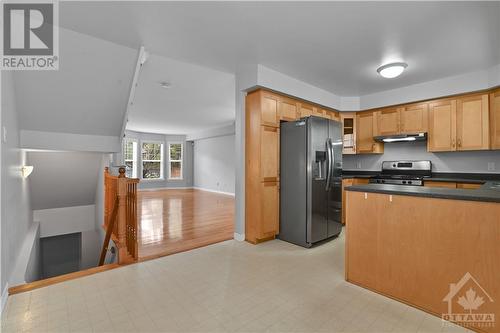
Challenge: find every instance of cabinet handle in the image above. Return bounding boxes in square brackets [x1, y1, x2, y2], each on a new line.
[458, 139, 462, 148]
[452, 139, 456, 148]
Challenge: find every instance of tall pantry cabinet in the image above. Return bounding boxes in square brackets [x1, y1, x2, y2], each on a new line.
[245, 90, 280, 243]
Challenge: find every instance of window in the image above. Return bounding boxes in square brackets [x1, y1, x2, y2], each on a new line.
[123, 139, 137, 178]
[168, 142, 183, 180]
[141, 142, 163, 179]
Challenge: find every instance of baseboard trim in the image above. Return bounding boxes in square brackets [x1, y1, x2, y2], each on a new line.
[193, 187, 235, 196]
[1, 283, 9, 314]
[138, 186, 194, 192]
[233, 232, 245, 241]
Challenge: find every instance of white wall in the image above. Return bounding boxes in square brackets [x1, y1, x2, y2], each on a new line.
[1, 71, 34, 300]
[34, 205, 96, 238]
[343, 141, 500, 173]
[194, 134, 235, 194]
[124, 130, 194, 189]
[27, 151, 104, 210]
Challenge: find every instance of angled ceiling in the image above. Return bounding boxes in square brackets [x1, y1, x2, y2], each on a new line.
[13, 27, 137, 136]
[127, 54, 235, 135]
[60, 1, 500, 97]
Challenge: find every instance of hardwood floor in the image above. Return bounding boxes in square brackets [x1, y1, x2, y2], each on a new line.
[137, 188, 234, 260]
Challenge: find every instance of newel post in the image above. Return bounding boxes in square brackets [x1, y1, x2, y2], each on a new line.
[116, 167, 128, 262]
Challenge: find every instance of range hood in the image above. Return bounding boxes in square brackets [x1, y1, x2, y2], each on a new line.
[374, 132, 427, 143]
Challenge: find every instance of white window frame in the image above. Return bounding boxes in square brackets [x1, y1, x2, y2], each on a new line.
[168, 142, 183, 180]
[122, 138, 138, 178]
[141, 140, 164, 181]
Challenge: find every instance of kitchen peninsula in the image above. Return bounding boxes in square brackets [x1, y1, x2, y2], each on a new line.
[345, 179, 500, 332]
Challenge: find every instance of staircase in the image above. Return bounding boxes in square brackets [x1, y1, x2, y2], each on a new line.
[99, 167, 140, 265]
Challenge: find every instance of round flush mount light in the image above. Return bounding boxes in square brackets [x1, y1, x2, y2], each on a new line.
[159, 81, 172, 89]
[377, 62, 408, 79]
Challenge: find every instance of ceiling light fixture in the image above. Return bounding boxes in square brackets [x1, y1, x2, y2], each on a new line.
[159, 81, 172, 89]
[377, 62, 408, 79]
[21, 165, 34, 178]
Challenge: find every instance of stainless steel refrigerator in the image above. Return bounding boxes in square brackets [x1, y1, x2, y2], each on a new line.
[279, 116, 343, 248]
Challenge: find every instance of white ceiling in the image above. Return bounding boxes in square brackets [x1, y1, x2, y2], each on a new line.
[60, 1, 500, 97]
[127, 54, 235, 135]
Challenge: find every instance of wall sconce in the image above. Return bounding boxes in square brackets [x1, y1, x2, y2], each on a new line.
[21, 166, 34, 178]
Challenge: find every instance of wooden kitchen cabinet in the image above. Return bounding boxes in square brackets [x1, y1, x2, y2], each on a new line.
[246, 90, 280, 243]
[428, 94, 489, 152]
[298, 102, 315, 118]
[341, 112, 357, 154]
[279, 97, 299, 121]
[400, 102, 428, 134]
[259, 91, 280, 127]
[356, 112, 383, 154]
[490, 88, 500, 149]
[342, 178, 370, 224]
[456, 94, 489, 151]
[428, 99, 457, 152]
[375, 107, 401, 136]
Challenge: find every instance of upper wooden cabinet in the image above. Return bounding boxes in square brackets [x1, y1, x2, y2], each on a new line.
[400, 103, 428, 134]
[341, 112, 357, 154]
[428, 99, 457, 152]
[357, 112, 383, 154]
[298, 103, 315, 118]
[375, 107, 401, 136]
[428, 94, 489, 152]
[456, 94, 489, 151]
[257, 91, 280, 127]
[490, 88, 500, 149]
[279, 97, 299, 121]
[375, 103, 429, 136]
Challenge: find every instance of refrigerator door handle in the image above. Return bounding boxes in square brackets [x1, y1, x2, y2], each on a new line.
[325, 138, 333, 191]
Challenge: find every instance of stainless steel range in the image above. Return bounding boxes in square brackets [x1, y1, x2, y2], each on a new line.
[369, 160, 432, 186]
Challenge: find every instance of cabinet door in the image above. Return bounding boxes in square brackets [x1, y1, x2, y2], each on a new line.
[376, 108, 401, 136]
[456, 94, 489, 151]
[260, 181, 279, 237]
[298, 103, 314, 118]
[357, 112, 383, 153]
[491, 89, 500, 149]
[260, 126, 279, 182]
[400, 103, 428, 134]
[279, 97, 298, 121]
[428, 99, 457, 152]
[260, 92, 279, 127]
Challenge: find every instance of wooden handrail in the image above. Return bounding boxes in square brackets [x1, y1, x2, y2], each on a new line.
[102, 167, 140, 264]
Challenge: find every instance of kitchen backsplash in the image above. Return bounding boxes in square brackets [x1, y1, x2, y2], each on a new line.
[343, 141, 500, 173]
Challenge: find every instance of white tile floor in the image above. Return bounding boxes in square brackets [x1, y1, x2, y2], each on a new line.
[1, 230, 470, 333]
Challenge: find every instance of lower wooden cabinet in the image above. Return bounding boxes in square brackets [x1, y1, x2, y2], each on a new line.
[245, 181, 279, 243]
[342, 178, 370, 224]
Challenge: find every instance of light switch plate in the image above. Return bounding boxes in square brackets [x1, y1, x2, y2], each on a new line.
[2, 126, 6, 143]
[488, 162, 495, 171]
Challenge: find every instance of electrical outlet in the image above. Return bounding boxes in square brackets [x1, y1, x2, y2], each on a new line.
[2, 126, 6, 143]
[488, 162, 495, 171]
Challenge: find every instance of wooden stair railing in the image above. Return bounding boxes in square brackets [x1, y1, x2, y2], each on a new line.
[100, 167, 140, 265]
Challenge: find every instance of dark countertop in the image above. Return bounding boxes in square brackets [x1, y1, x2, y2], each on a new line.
[343, 171, 500, 183]
[345, 181, 500, 203]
